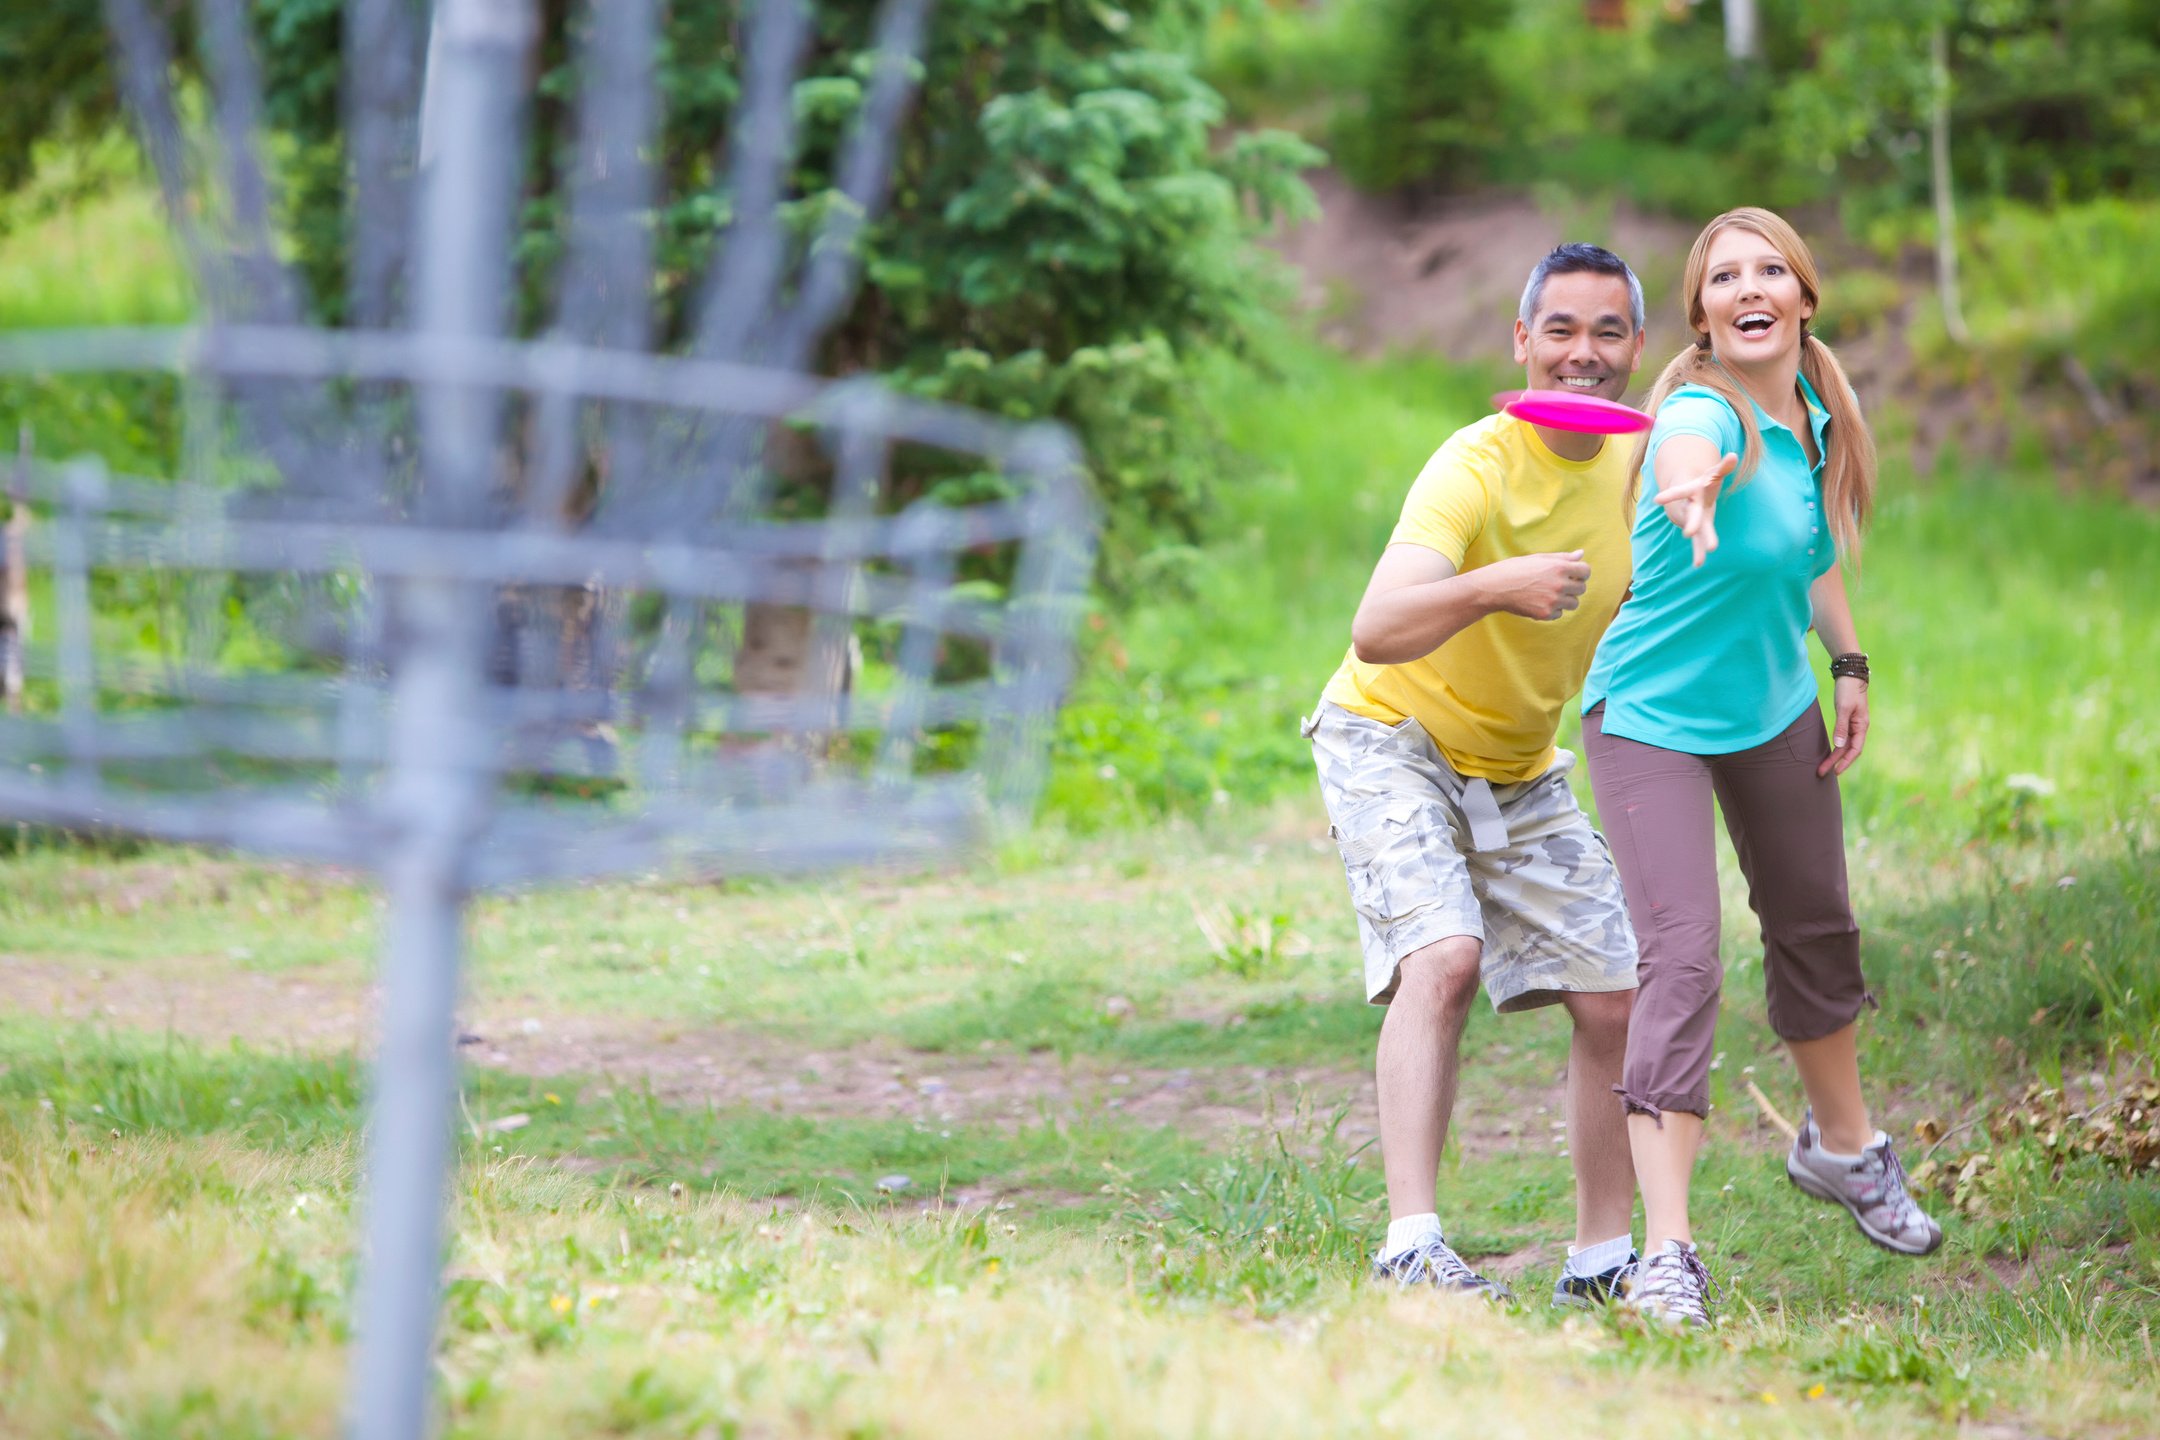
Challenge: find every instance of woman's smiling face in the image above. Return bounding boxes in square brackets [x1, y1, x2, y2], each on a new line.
[1698, 226, 1815, 364]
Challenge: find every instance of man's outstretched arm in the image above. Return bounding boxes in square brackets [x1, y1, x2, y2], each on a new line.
[1351, 543, 1593, 665]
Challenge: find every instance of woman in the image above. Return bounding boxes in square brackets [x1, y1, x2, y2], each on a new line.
[1580, 207, 1941, 1326]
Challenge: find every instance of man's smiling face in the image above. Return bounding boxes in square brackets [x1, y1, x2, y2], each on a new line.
[1512, 271, 1644, 403]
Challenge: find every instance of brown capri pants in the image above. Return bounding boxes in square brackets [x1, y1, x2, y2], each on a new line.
[1581, 702, 1870, 1120]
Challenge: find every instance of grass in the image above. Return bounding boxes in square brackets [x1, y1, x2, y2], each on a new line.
[3, 787, 2157, 1431]
[3, 1015, 2156, 1438]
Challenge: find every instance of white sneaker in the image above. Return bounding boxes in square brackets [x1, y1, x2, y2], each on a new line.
[1370, 1235, 1512, 1301]
[1785, 1108, 1945, 1256]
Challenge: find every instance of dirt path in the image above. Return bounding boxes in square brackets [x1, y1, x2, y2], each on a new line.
[1268, 173, 1702, 361]
[4, 955, 1575, 1165]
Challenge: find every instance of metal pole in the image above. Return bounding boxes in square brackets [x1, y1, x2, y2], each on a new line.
[348, 3, 530, 1438]
[347, 683, 481, 1440]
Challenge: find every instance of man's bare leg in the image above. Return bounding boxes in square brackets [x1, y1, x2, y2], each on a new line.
[1376, 935, 1483, 1218]
[1559, 988, 1636, 1247]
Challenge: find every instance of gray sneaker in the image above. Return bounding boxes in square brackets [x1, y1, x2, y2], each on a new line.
[1622, 1240, 1714, 1327]
[1370, 1235, 1512, 1301]
[1785, 1108, 1944, 1257]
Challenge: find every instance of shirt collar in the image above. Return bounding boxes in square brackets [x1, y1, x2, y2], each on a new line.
[1794, 371, 1832, 451]
[1718, 365, 1832, 459]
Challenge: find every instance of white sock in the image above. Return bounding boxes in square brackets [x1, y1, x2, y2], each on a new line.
[1381, 1212, 1444, 1258]
[1563, 1233, 1634, 1278]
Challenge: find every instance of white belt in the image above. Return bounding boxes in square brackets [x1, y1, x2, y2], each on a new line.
[1459, 777, 1510, 853]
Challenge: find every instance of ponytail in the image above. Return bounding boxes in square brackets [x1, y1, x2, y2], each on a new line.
[1798, 331, 1876, 561]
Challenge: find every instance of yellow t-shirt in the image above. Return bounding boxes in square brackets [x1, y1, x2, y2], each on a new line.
[1320, 415, 1635, 783]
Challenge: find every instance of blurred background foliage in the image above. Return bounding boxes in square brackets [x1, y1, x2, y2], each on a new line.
[0, 0, 1322, 592]
[1207, 0, 2160, 216]
[0, 0, 2155, 829]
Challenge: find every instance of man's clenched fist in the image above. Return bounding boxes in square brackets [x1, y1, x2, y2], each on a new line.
[1480, 550, 1592, 622]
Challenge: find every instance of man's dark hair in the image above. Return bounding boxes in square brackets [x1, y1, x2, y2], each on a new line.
[1518, 243, 1644, 334]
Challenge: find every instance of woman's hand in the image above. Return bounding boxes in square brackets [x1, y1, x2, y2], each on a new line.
[1652, 453, 1738, 568]
[1820, 674, 1868, 777]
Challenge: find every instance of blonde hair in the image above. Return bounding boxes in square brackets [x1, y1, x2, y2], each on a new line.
[1628, 207, 1876, 559]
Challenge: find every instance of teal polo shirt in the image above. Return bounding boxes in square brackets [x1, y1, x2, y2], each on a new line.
[1584, 375, 1837, 755]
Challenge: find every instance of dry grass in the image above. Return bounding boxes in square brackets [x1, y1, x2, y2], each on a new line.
[3, 1114, 2152, 1440]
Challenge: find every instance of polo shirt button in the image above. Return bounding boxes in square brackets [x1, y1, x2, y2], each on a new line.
[1810, 525, 1819, 534]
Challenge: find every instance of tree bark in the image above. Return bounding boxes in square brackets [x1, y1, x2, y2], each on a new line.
[1723, 0, 1760, 62]
[2, 427, 29, 713]
[1930, 24, 1971, 347]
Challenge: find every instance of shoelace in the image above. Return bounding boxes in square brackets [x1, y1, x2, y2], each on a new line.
[1385, 1238, 1486, 1289]
[1859, 1142, 1930, 1233]
[1630, 1248, 1715, 1324]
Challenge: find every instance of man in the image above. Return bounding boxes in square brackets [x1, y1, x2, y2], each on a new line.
[1304, 244, 1648, 1305]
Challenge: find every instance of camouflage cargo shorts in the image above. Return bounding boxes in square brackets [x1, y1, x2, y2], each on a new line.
[1304, 701, 1638, 1012]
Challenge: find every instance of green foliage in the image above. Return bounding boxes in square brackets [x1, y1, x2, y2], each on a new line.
[1214, 0, 2160, 220]
[1327, 0, 1514, 192]
[1513, 0, 1820, 215]
[1880, 197, 2160, 402]
[0, 2, 1320, 594]
[0, 3, 116, 203]
[1778, 0, 2160, 218]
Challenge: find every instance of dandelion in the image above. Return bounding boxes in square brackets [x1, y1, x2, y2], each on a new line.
[1805, 1384, 1826, 1401]
[549, 1294, 572, 1316]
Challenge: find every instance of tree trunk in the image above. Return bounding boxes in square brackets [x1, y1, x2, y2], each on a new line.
[1930, 24, 1971, 347]
[733, 422, 856, 725]
[2, 427, 29, 713]
[1723, 0, 1759, 62]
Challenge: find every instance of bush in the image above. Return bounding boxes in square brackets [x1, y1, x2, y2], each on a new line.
[1328, 0, 1514, 193]
[0, 3, 1323, 597]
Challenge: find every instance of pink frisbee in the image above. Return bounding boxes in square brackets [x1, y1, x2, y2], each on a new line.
[1491, 389, 1653, 435]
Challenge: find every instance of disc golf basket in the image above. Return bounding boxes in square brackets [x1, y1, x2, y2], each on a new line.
[0, 1, 1093, 1436]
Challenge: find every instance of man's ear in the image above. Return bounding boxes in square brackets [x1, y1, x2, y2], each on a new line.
[1512, 318, 1530, 366]
[1630, 328, 1646, 372]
